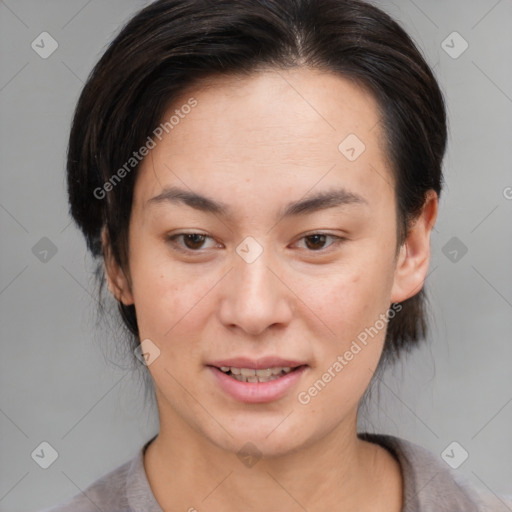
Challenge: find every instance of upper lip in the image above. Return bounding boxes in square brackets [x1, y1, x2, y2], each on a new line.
[208, 356, 307, 370]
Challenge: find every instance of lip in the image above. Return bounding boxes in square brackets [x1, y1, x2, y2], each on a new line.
[207, 356, 307, 370]
[207, 364, 308, 403]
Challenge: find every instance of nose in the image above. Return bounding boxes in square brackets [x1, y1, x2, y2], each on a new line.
[218, 245, 294, 336]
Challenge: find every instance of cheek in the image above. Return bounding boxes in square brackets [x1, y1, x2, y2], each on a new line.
[312, 258, 394, 334]
[306, 256, 394, 374]
[127, 242, 211, 339]
[134, 275, 209, 340]
[298, 269, 390, 413]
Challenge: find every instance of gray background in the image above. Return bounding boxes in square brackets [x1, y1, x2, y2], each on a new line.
[1, 1, 511, 511]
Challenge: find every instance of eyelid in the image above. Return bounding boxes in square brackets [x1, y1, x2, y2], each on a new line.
[167, 231, 346, 254]
[167, 232, 219, 253]
[292, 232, 346, 252]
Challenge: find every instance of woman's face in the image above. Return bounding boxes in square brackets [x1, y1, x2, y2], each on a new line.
[109, 68, 432, 456]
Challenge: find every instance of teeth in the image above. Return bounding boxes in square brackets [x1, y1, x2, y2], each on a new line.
[218, 365, 298, 383]
[273, 366, 291, 375]
[232, 373, 283, 383]
[255, 368, 272, 377]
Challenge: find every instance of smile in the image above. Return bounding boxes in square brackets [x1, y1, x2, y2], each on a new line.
[209, 364, 307, 403]
[219, 366, 294, 383]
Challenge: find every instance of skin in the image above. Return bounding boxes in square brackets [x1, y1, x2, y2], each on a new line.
[105, 68, 438, 512]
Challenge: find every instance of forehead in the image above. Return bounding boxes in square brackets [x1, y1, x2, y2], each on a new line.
[134, 68, 393, 213]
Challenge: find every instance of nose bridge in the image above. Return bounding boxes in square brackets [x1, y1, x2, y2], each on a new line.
[219, 238, 292, 334]
[236, 247, 274, 298]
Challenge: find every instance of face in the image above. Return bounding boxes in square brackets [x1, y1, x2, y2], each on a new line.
[107, 68, 436, 457]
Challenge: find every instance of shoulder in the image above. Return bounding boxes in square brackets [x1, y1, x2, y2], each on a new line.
[359, 433, 509, 512]
[39, 436, 161, 512]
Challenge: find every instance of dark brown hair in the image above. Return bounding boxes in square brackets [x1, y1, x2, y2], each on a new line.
[67, 0, 447, 370]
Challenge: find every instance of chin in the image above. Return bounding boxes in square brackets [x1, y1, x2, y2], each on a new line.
[201, 414, 323, 460]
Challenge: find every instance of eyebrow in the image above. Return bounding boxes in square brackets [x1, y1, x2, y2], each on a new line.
[147, 186, 368, 219]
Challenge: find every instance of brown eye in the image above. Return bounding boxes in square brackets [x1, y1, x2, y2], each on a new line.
[304, 234, 329, 251]
[182, 234, 206, 250]
[297, 233, 344, 252]
[168, 233, 217, 252]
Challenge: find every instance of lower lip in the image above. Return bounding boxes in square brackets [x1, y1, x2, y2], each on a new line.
[208, 366, 307, 403]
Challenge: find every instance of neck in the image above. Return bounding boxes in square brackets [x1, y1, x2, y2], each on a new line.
[143, 406, 402, 512]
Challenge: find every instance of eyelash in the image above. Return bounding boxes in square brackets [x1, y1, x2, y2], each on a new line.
[167, 232, 346, 254]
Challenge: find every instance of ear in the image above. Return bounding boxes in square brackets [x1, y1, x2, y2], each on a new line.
[101, 228, 134, 305]
[390, 190, 438, 303]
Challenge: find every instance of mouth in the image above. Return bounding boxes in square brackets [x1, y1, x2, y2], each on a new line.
[206, 360, 308, 403]
[215, 365, 305, 383]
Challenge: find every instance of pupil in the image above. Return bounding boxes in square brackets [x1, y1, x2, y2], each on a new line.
[305, 234, 326, 250]
[185, 234, 205, 249]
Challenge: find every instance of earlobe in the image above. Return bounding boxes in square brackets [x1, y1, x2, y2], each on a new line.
[101, 228, 135, 306]
[390, 190, 438, 304]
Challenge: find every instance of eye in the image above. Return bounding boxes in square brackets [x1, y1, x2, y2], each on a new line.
[167, 232, 345, 254]
[294, 233, 345, 251]
[168, 232, 219, 252]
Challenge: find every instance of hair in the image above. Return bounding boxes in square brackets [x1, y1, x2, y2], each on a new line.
[67, 0, 447, 386]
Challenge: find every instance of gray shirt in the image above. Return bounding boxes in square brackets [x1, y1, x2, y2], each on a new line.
[40, 433, 503, 511]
